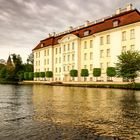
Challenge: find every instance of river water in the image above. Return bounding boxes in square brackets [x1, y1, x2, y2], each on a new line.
[0, 84, 140, 140]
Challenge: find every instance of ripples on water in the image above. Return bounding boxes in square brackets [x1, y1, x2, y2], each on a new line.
[0, 84, 140, 140]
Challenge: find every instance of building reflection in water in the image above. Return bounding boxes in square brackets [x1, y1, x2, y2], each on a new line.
[32, 85, 140, 139]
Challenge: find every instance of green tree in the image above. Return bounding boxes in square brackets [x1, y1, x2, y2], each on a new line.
[29, 72, 34, 80]
[46, 71, 53, 80]
[106, 67, 116, 81]
[18, 72, 24, 81]
[116, 50, 140, 82]
[93, 68, 101, 81]
[39, 72, 45, 80]
[34, 72, 39, 80]
[70, 69, 78, 81]
[24, 72, 29, 80]
[27, 53, 34, 65]
[0, 67, 7, 78]
[81, 69, 89, 81]
[11, 54, 24, 81]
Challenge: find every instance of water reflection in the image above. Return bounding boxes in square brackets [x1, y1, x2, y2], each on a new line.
[0, 84, 140, 139]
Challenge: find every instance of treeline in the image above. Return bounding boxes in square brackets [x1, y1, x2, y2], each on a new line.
[0, 53, 33, 82]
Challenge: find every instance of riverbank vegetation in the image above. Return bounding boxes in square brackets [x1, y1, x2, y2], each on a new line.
[0, 51, 140, 89]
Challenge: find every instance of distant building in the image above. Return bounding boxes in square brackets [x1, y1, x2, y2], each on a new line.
[32, 4, 140, 82]
[6, 55, 14, 70]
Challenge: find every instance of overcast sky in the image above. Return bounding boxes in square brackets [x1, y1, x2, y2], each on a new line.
[0, 0, 140, 62]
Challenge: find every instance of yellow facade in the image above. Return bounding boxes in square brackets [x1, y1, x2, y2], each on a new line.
[33, 4, 140, 82]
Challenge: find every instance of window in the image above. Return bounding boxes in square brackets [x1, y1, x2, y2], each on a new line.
[59, 47, 61, 53]
[55, 58, 57, 64]
[39, 52, 40, 57]
[130, 45, 135, 50]
[64, 45, 66, 51]
[44, 50, 46, 56]
[55, 68, 57, 73]
[72, 42, 75, 50]
[47, 59, 49, 64]
[63, 66, 65, 71]
[107, 62, 110, 67]
[122, 31, 126, 41]
[72, 65, 74, 69]
[63, 55, 66, 61]
[47, 68, 49, 71]
[68, 44, 70, 51]
[106, 49, 110, 57]
[67, 55, 70, 61]
[90, 64, 93, 71]
[106, 35, 110, 44]
[59, 57, 61, 63]
[59, 67, 61, 72]
[47, 50, 49, 55]
[84, 30, 90, 36]
[100, 50, 104, 58]
[56, 48, 57, 54]
[67, 66, 70, 71]
[84, 53, 87, 60]
[113, 20, 119, 27]
[90, 52, 93, 60]
[41, 43, 45, 47]
[90, 40, 93, 48]
[36, 52, 37, 58]
[100, 37, 104, 45]
[122, 46, 126, 52]
[84, 65, 87, 69]
[130, 29, 135, 39]
[84, 41, 87, 49]
[72, 54, 75, 61]
[44, 59, 46, 65]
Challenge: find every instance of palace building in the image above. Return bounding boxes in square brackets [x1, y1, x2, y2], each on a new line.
[33, 4, 140, 82]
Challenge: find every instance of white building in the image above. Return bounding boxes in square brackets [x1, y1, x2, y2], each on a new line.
[33, 4, 140, 82]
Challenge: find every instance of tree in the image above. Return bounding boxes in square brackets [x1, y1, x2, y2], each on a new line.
[39, 72, 45, 80]
[106, 67, 116, 81]
[93, 68, 101, 81]
[34, 72, 39, 80]
[46, 71, 53, 80]
[29, 72, 34, 80]
[18, 72, 24, 81]
[81, 69, 89, 81]
[0, 67, 7, 78]
[70, 69, 78, 81]
[116, 50, 140, 82]
[11, 54, 24, 81]
[24, 72, 29, 80]
[27, 53, 34, 65]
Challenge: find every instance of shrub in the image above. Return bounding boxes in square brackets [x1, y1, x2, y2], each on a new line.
[106, 67, 116, 81]
[24, 72, 29, 80]
[81, 69, 89, 81]
[70, 69, 78, 80]
[93, 68, 101, 81]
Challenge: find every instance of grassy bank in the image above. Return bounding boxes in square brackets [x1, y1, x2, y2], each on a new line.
[20, 81, 140, 90]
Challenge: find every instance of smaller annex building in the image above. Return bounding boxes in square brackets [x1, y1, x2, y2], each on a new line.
[33, 4, 140, 82]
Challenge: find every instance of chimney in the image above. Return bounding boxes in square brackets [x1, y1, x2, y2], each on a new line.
[116, 8, 121, 14]
[69, 26, 73, 30]
[85, 20, 90, 26]
[52, 32, 56, 36]
[126, 3, 133, 11]
[48, 33, 52, 37]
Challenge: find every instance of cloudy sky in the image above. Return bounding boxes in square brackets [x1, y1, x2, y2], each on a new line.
[0, 0, 140, 62]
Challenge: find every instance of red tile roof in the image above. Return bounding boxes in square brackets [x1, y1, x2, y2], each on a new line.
[33, 9, 140, 51]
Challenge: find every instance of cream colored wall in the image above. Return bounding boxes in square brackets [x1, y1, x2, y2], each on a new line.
[33, 46, 52, 73]
[80, 36, 94, 81]
[33, 22, 140, 82]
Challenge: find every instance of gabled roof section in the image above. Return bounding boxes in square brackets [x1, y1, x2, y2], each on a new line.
[33, 8, 140, 51]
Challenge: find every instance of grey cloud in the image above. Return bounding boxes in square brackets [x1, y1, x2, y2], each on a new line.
[0, 0, 140, 61]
